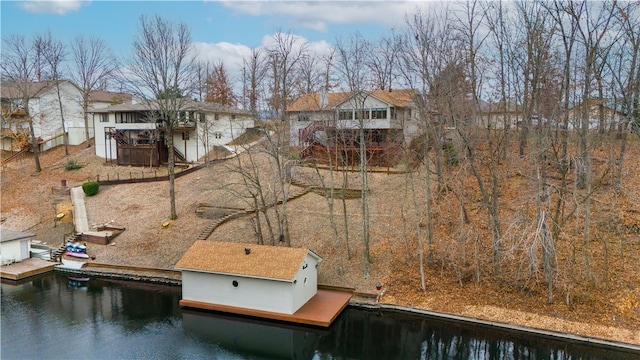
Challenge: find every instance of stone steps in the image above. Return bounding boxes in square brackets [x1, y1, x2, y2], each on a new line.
[196, 180, 312, 241]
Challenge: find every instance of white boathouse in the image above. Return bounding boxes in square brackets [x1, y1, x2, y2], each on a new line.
[176, 241, 322, 316]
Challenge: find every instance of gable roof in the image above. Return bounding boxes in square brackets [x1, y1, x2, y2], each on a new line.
[287, 89, 417, 112]
[287, 92, 350, 112]
[0, 227, 36, 243]
[175, 240, 321, 281]
[366, 89, 416, 108]
[89, 90, 133, 105]
[1, 80, 78, 99]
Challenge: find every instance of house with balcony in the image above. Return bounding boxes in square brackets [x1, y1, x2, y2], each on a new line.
[286, 89, 419, 166]
[92, 100, 254, 166]
[1, 80, 86, 152]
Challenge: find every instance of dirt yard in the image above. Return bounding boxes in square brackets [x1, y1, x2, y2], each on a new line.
[2, 142, 639, 345]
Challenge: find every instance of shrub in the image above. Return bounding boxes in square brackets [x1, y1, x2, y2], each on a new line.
[65, 159, 83, 170]
[82, 181, 100, 196]
[444, 143, 459, 166]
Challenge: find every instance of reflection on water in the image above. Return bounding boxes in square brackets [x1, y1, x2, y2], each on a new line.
[1, 272, 636, 360]
[183, 309, 326, 360]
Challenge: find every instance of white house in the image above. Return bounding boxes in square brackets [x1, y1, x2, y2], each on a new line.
[0, 228, 35, 265]
[175, 240, 322, 315]
[286, 89, 418, 167]
[92, 100, 255, 166]
[1, 81, 87, 151]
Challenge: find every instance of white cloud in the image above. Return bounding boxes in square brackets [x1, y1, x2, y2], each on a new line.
[192, 35, 333, 82]
[191, 41, 252, 81]
[17, 0, 90, 15]
[220, 1, 423, 31]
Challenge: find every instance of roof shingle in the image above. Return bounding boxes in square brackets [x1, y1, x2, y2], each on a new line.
[175, 240, 320, 281]
[287, 89, 416, 112]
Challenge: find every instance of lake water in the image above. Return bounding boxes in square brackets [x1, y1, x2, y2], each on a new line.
[1, 272, 636, 359]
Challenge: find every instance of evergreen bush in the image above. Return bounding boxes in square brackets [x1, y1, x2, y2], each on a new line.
[82, 181, 100, 196]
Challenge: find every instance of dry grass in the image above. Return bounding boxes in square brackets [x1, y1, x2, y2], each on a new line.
[2, 140, 639, 345]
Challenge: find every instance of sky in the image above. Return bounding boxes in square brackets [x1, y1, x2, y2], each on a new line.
[1, 0, 435, 85]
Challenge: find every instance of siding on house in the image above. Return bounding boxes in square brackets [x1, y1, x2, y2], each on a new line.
[1, 81, 87, 150]
[0, 228, 35, 264]
[92, 101, 254, 164]
[287, 89, 418, 147]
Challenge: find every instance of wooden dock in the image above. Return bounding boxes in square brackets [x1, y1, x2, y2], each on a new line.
[1, 258, 56, 280]
[180, 288, 353, 327]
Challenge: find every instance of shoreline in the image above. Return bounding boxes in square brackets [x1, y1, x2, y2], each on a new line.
[53, 265, 640, 354]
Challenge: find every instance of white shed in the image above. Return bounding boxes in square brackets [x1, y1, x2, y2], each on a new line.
[0, 228, 35, 265]
[175, 241, 322, 315]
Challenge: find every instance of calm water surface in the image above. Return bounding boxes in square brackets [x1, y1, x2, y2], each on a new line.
[1, 272, 636, 360]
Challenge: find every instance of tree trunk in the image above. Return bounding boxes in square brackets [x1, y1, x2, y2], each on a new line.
[360, 126, 371, 278]
[54, 82, 69, 156]
[28, 115, 42, 173]
[168, 129, 177, 220]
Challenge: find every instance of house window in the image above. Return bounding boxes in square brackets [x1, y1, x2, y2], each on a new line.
[231, 114, 236, 120]
[199, 113, 205, 123]
[338, 109, 353, 120]
[298, 114, 309, 121]
[181, 132, 189, 140]
[116, 112, 141, 124]
[371, 108, 387, 119]
[41, 98, 48, 107]
[357, 109, 370, 120]
[99, 113, 109, 122]
[215, 132, 222, 139]
[214, 113, 219, 120]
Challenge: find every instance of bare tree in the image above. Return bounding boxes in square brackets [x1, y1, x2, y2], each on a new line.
[295, 52, 323, 95]
[38, 31, 69, 155]
[608, 1, 640, 190]
[245, 31, 309, 247]
[124, 15, 196, 220]
[242, 48, 267, 116]
[454, 0, 505, 274]
[1, 34, 43, 172]
[398, 6, 461, 289]
[267, 30, 308, 121]
[367, 30, 402, 91]
[70, 35, 117, 147]
[565, 1, 616, 281]
[335, 32, 373, 278]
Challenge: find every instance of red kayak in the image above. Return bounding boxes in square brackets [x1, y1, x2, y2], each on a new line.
[65, 251, 89, 259]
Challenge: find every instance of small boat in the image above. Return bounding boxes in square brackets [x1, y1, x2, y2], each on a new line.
[65, 251, 89, 259]
[68, 276, 90, 282]
[65, 243, 87, 253]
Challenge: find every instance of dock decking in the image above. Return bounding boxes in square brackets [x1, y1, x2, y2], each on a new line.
[180, 288, 353, 327]
[1, 258, 56, 280]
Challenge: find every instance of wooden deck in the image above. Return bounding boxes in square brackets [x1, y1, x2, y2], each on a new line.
[1, 258, 56, 280]
[180, 288, 353, 327]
